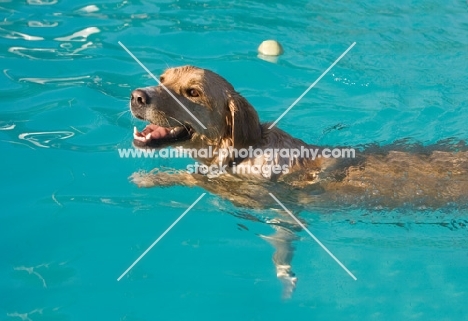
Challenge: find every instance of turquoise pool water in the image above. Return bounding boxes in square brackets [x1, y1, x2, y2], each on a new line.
[1, 0, 468, 320]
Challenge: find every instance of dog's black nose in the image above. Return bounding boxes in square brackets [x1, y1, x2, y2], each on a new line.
[131, 89, 148, 105]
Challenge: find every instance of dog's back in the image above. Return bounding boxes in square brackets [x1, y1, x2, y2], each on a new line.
[316, 148, 468, 209]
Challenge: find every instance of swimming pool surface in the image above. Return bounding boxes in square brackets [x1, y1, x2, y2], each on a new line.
[1, 0, 468, 320]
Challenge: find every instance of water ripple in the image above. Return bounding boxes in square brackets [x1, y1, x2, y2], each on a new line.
[8, 41, 95, 59]
[28, 21, 59, 28]
[14, 265, 47, 288]
[0, 27, 43, 41]
[17, 75, 91, 85]
[55, 26, 100, 42]
[0, 123, 16, 130]
[18, 131, 75, 148]
[27, 0, 57, 5]
[76, 5, 100, 13]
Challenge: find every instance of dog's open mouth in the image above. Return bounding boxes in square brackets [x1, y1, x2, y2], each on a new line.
[133, 124, 191, 147]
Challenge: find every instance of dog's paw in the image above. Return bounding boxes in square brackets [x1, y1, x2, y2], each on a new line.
[276, 264, 297, 299]
[130, 172, 160, 187]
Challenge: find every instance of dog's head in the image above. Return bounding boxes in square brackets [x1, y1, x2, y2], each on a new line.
[130, 65, 261, 150]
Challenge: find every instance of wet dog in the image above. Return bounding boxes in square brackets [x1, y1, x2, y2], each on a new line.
[128, 65, 468, 297]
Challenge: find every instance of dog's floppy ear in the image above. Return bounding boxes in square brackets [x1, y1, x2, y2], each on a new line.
[226, 92, 262, 147]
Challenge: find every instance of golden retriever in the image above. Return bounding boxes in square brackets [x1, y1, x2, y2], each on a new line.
[129, 65, 468, 210]
[128, 65, 468, 297]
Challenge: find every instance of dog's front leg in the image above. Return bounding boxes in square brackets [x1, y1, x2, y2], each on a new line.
[260, 225, 299, 299]
[130, 169, 198, 188]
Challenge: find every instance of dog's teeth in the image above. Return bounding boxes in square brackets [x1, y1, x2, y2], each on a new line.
[146, 133, 152, 140]
[134, 126, 137, 134]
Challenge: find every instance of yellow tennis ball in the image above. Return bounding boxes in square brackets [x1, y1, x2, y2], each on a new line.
[258, 40, 284, 56]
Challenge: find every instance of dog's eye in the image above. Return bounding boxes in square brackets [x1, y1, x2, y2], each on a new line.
[187, 88, 200, 97]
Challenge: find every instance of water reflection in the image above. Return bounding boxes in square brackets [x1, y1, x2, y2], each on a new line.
[0, 123, 16, 130]
[55, 27, 100, 42]
[76, 5, 99, 13]
[8, 41, 95, 59]
[0, 27, 43, 40]
[18, 131, 75, 148]
[28, 21, 59, 28]
[27, 0, 58, 5]
[17, 75, 91, 85]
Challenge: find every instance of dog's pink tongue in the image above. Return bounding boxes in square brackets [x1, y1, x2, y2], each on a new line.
[134, 124, 172, 143]
[143, 124, 170, 139]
